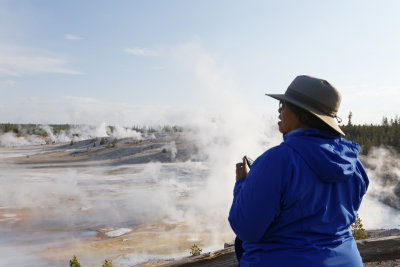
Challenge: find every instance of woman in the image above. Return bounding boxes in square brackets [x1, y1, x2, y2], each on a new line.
[228, 75, 369, 267]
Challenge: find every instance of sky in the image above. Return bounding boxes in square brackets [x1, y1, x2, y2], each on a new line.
[1, 0, 400, 126]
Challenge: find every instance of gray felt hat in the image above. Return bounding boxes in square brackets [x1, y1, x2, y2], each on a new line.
[266, 75, 345, 136]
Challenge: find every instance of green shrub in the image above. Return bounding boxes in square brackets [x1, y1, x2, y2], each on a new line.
[172, 126, 182, 132]
[147, 127, 156, 133]
[162, 148, 167, 153]
[102, 258, 114, 267]
[100, 137, 106, 145]
[190, 244, 202, 257]
[163, 125, 172, 132]
[351, 214, 368, 240]
[69, 255, 82, 267]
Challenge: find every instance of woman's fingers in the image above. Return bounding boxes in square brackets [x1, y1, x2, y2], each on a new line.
[236, 160, 248, 180]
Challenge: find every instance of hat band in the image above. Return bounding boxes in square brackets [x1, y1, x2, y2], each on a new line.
[286, 88, 337, 117]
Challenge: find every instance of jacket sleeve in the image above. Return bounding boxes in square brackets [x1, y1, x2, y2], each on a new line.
[228, 146, 291, 242]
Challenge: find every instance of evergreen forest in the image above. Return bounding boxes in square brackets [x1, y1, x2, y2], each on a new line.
[341, 113, 400, 154]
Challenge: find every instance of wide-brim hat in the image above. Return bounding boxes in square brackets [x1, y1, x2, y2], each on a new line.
[266, 75, 345, 136]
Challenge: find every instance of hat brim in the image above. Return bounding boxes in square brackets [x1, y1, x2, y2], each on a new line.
[266, 93, 345, 136]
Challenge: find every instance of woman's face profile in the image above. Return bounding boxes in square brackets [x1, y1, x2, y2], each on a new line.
[278, 102, 304, 134]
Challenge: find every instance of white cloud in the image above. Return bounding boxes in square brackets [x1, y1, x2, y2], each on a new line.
[343, 83, 400, 98]
[125, 47, 157, 56]
[62, 96, 198, 126]
[0, 80, 16, 88]
[64, 34, 83, 40]
[339, 83, 400, 124]
[0, 95, 200, 126]
[0, 68, 20, 76]
[368, 85, 400, 97]
[341, 83, 370, 90]
[0, 44, 84, 76]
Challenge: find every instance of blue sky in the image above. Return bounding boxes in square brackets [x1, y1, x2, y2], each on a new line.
[1, 0, 399, 125]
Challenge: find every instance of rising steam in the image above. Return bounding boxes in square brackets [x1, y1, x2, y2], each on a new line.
[1, 40, 398, 266]
[358, 147, 400, 229]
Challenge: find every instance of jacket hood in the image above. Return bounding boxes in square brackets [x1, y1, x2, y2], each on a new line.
[283, 128, 360, 183]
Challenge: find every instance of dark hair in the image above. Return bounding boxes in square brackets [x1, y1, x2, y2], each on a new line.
[285, 102, 340, 136]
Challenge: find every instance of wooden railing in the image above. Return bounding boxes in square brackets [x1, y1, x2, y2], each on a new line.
[159, 235, 400, 267]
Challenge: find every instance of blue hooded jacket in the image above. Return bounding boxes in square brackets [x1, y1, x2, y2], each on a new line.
[228, 128, 369, 267]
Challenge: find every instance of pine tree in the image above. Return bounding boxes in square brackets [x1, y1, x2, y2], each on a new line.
[190, 244, 202, 256]
[351, 214, 368, 240]
[69, 255, 82, 267]
[111, 138, 117, 147]
[102, 259, 114, 267]
[100, 137, 106, 145]
[347, 111, 353, 126]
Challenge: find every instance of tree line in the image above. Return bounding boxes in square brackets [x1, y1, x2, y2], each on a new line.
[1, 117, 399, 154]
[341, 113, 400, 154]
[0, 123, 71, 136]
[0, 123, 183, 137]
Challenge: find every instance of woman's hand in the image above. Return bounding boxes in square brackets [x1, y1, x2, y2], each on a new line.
[236, 157, 248, 180]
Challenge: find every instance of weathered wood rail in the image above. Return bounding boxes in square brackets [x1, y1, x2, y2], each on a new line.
[357, 235, 400, 262]
[159, 235, 400, 266]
